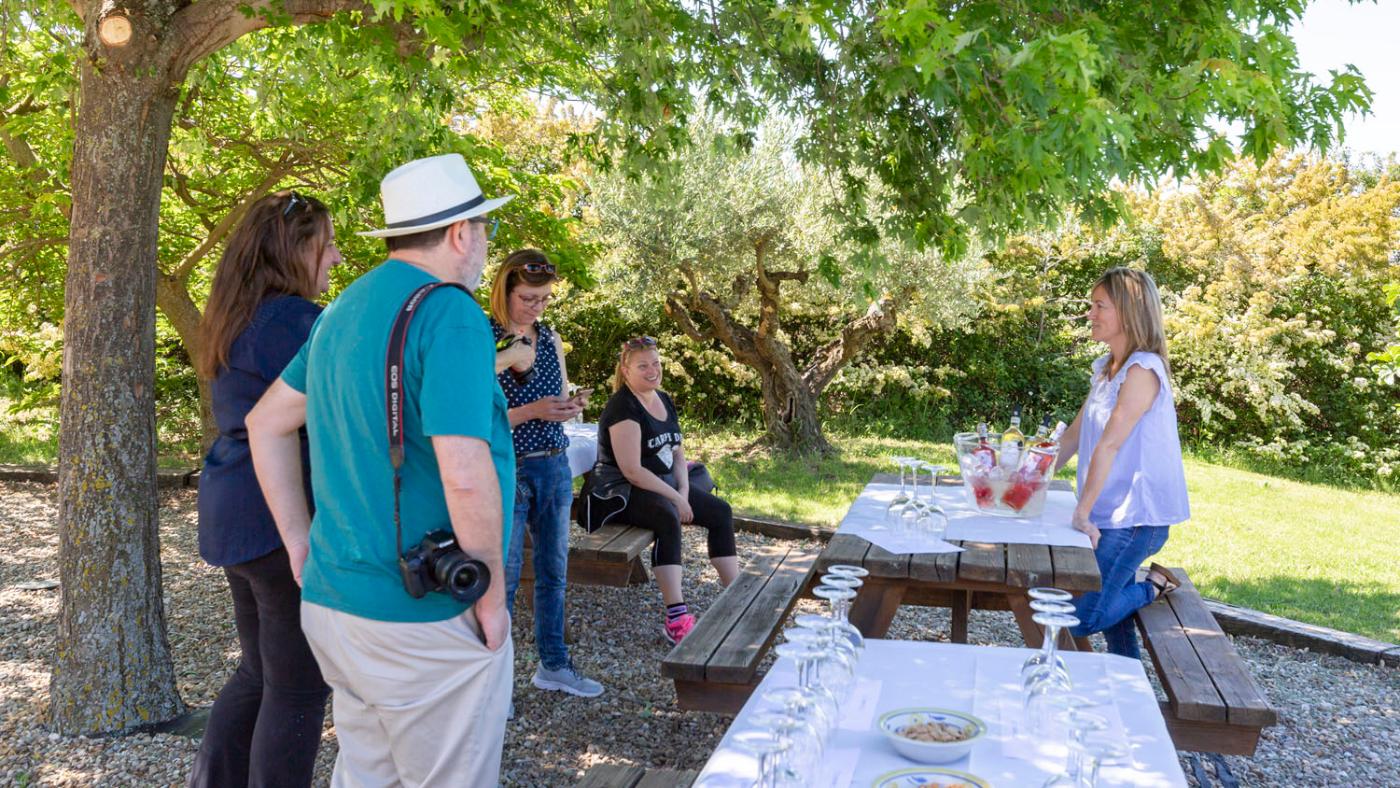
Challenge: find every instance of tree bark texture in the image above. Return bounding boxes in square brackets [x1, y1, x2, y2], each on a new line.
[665, 262, 898, 457]
[52, 8, 184, 735]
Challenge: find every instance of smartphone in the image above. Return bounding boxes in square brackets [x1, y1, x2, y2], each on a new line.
[571, 387, 595, 403]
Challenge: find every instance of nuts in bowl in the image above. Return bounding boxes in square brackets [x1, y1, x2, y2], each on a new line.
[878, 708, 987, 764]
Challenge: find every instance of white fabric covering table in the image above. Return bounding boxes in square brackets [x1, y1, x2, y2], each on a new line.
[695, 639, 1186, 788]
[837, 482, 1092, 556]
[562, 421, 597, 479]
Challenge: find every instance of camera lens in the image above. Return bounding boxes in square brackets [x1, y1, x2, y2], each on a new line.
[434, 551, 485, 603]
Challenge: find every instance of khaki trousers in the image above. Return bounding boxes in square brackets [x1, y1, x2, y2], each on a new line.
[301, 601, 513, 788]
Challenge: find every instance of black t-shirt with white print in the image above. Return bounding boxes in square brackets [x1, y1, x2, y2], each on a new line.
[596, 387, 682, 478]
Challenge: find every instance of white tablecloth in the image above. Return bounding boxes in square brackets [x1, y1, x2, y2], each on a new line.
[837, 482, 1092, 555]
[696, 640, 1186, 788]
[562, 422, 598, 479]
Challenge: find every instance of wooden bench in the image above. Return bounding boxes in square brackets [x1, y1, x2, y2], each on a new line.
[1135, 568, 1278, 756]
[661, 545, 818, 714]
[577, 764, 696, 787]
[520, 523, 654, 593]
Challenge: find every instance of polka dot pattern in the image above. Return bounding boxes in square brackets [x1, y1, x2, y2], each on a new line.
[492, 319, 569, 455]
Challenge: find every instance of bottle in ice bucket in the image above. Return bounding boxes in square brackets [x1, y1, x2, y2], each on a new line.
[970, 422, 998, 507]
[1001, 421, 1068, 513]
[1000, 406, 1025, 470]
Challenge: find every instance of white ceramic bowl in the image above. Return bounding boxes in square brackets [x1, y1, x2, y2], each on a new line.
[871, 766, 991, 788]
[878, 707, 987, 764]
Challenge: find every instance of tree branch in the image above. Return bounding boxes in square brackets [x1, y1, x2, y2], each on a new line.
[802, 293, 899, 395]
[166, 0, 371, 78]
[171, 162, 292, 281]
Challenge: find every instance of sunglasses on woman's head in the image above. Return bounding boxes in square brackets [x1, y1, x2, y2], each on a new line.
[282, 191, 305, 217]
[520, 261, 555, 275]
[622, 336, 658, 350]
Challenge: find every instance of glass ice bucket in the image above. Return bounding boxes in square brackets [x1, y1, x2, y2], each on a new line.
[953, 432, 1058, 518]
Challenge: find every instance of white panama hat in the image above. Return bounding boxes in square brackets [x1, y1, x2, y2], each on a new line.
[359, 153, 513, 238]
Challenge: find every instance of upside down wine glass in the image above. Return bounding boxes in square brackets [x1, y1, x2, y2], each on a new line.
[885, 457, 918, 522]
[731, 729, 792, 788]
[1020, 599, 1077, 680]
[774, 638, 840, 726]
[1041, 710, 1110, 788]
[1022, 611, 1079, 692]
[812, 583, 864, 655]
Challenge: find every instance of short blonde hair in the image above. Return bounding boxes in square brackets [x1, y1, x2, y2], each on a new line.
[488, 248, 558, 326]
[1093, 267, 1171, 378]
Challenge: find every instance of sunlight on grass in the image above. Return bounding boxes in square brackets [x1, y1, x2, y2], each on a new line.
[688, 425, 1400, 643]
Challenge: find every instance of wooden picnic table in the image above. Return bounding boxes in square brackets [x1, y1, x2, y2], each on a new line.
[815, 472, 1100, 649]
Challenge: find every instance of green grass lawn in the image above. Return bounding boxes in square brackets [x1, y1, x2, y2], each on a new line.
[688, 426, 1400, 644]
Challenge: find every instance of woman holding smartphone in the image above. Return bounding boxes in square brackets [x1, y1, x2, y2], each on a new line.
[488, 249, 603, 699]
[1054, 267, 1190, 658]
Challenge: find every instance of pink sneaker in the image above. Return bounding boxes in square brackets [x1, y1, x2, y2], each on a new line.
[663, 613, 697, 644]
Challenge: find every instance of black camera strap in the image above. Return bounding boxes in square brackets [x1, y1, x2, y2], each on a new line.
[385, 281, 470, 559]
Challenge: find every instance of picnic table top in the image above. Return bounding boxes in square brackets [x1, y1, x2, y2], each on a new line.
[815, 472, 1100, 593]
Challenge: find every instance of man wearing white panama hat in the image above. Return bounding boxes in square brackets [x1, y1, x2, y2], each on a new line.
[248, 153, 516, 787]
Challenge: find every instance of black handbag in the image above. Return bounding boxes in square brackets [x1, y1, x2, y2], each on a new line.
[579, 461, 719, 532]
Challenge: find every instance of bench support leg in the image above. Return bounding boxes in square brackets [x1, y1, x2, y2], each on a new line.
[1009, 593, 1039, 648]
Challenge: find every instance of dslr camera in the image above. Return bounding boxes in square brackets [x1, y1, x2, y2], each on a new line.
[399, 530, 491, 605]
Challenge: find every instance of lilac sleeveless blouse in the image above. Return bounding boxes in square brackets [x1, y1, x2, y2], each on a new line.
[1075, 351, 1190, 529]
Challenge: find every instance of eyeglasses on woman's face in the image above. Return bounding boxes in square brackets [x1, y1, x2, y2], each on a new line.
[515, 292, 553, 309]
[470, 216, 500, 241]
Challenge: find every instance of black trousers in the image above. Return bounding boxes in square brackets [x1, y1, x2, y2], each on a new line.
[189, 547, 330, 788]
[617, 486, 737, 567]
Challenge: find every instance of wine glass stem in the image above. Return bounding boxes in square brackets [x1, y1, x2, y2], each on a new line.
[1043, 623, 1062, 667]
[796, 655, 817, 691]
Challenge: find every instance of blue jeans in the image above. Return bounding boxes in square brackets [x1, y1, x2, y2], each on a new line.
[504, 452, 573, 671]
[1070, 525, 1170, 658]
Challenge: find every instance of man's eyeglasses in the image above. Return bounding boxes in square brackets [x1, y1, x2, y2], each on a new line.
[622, 336, 658, 350]
[282, 191, 306, 218]
[470, 216, 500, 241]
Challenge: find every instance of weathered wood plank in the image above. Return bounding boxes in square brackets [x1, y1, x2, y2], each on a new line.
[672, 679, 755, 714]
[1136, 595, 1227, 723]
[635, 769, 698, 788]
[1158, 702, 1264, 756]
[574, 524, 632, 561]
[1006, 543, 1053, 589]
[863, 543, 911, 579]
[660, 547, 786, 682]
[1166, 571, 1278, 727]
[1049, 544, 1100, 591]
[955, 540, 1005, 584]
[817, 533, 871, 573]
[598, 525, 654, 562]
[707, 548, 818, 683]
[577, 764, 646, 788]
[908, 549, 958, 583]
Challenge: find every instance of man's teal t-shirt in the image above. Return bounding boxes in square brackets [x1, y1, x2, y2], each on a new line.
[281, 259, 515, 623]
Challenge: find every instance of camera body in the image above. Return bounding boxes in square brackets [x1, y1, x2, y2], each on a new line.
[399, 529, 491, 605]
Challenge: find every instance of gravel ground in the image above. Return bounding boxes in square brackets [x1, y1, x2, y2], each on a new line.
[2, 480, 1397, 786]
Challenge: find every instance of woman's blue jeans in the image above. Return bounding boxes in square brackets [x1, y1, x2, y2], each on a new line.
[1070, 525, 1170, 658]
[504, 452, 574, 671]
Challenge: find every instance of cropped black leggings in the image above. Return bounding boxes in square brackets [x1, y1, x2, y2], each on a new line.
[617, 486, 737, 567]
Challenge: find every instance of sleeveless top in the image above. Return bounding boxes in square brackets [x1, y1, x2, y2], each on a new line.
[490, 318, 568, 455]
[1076, 351, 1191, 529]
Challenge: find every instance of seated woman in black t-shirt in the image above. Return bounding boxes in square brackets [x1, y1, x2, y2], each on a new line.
[585, 336, 738, 644]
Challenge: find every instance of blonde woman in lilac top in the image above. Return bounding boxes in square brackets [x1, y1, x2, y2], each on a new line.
[1054, 268, 1190, 658]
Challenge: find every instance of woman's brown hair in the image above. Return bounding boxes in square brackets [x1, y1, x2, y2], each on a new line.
[488, 248, 559, 327]
[1093, 267, 1171, 379]
[197, 191, 330, 378]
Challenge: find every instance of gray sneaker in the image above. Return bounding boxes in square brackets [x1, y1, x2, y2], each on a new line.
[532, 663, 604, 698]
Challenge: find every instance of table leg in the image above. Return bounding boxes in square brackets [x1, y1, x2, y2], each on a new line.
[950, 590, 972, 643]
[848, 580, 907, 639]
[1009, 593, 1041, 648]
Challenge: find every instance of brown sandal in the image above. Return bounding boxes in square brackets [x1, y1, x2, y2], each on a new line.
[1146, 563, 1180, 599]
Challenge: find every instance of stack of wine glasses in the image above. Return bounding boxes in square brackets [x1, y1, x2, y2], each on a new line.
[733, 564, 870, 786]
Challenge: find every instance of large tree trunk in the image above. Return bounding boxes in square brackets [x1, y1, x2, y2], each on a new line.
[52, 19, 185, 734]
[756, 356, 830, 455]
[157, 273, 217, 452]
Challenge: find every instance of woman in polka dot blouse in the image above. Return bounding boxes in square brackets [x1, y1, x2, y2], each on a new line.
[488, 249, 603, 699]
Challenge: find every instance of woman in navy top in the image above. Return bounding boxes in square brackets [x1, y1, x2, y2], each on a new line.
[488, 249, 603, 699]
[189, 191, 340, 787]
